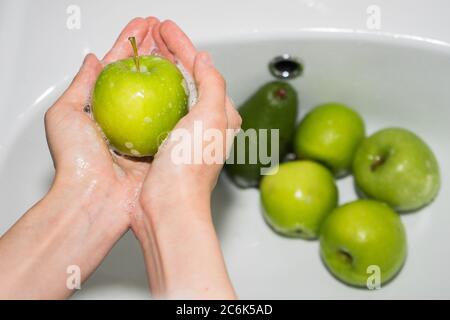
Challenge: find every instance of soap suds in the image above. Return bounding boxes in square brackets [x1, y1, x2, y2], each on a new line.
[113, 163, 126, 179]
[176, 60, 198, 108]
[132, 65, 148, 73]
[130, 149, 140, 156]
[134, 91, 145, 98]
[181, 79, 189, 96]
[75, 156, 89, 178]
[85, 57, 199, 160]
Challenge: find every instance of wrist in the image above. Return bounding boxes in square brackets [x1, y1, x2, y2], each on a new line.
[49, 172, 130, 236]
[135, 200, 235, 299]
[139, 188, 212, 229]
[0, 172, 130, 299]
[139, 173, 213, 223]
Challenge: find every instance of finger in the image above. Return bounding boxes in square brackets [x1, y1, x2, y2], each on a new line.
[160, 20, 197, 74]
[138, 17, 160, 55]
[194, 52, 226, 111]
[223, 97, 241, 159]
[152, 22, 174, 62]
[102, 17, 149, 65]
[59, 53, 102, 109]
[225, 97, 242, 130]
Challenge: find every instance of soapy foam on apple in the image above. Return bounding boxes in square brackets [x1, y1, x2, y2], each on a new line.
[149, 49, 197, 108]
[131, 65, 149, 73]
[87, 55, 198, 158]
[124, 141, 142, 157]
[175, 59, 198, 108]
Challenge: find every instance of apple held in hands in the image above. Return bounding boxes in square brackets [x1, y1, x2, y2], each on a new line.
[353, 128, 440, 212]
[320, 200, 407, 287]
[260, 161, 338, 239]
[92, 37, 188, 157]
[294, 103, 365, 177]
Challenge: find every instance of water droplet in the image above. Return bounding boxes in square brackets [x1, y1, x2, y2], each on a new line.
[131, 149, 141, 156]
[144, 117, 152, 123]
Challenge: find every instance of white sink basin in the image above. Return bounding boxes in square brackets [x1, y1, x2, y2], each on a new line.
[1, 0, 449, 299]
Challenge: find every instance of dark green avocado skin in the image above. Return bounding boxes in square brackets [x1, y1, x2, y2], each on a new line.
[226, 81, 299, 188]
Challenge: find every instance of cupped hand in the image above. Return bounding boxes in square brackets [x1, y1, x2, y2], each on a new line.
[45, 17, 241, 233]
[43, 17, 240, 298]
[133, 21, 241, 233]
[45, 18, 162, 229]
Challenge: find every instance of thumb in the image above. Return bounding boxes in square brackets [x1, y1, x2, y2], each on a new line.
[58, 53, 102, 109]
[193, 52, 226, 112]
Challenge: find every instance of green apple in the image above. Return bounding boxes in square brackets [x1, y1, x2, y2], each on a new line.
[92, 37, 188, 157]
[260, 160, 338, 239]
[320, 200, 407, 287]
[294, 103, 365, 177]
[353, 128, 440, 212]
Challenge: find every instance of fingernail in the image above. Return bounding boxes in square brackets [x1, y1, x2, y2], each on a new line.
[82, 53, 93, 66]
[201, 52, 213, 66]
[228, 96, 236, 108]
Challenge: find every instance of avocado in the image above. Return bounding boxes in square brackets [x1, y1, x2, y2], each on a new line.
[226, 81, 298, 188]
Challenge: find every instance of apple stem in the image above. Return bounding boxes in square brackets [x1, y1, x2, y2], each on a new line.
[338, 249, 353, 265]
[275, 88, 287, 99]
[371, 155, 387, 172]
[128, 36, 140, 72]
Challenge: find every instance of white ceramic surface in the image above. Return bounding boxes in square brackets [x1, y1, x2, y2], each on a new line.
[0, 0, 449, 299]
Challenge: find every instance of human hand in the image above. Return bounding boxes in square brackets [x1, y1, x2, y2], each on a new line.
[130, 21, 241, 299]
[0, 18, 167, 298]
[0, 16, 239, 299]
[46, 17, 240, 299]
[135, 21, 242, 225]
[45, 17, 164, 231]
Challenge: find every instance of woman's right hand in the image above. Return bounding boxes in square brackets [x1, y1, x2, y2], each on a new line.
[138, 21, 241, 220]
[132, 21, 241, 299]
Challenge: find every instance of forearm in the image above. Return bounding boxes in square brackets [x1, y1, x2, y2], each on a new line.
[0, 177, 129, 299]
[138, 195, 236, 299]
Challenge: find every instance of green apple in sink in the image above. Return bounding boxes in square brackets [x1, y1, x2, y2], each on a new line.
[260, 160, 338, 239]
[92, 37, 188, 157]
[353, 127, 440, 212]
[294, 103, 365, 177]
[320, 200, 407, 287]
